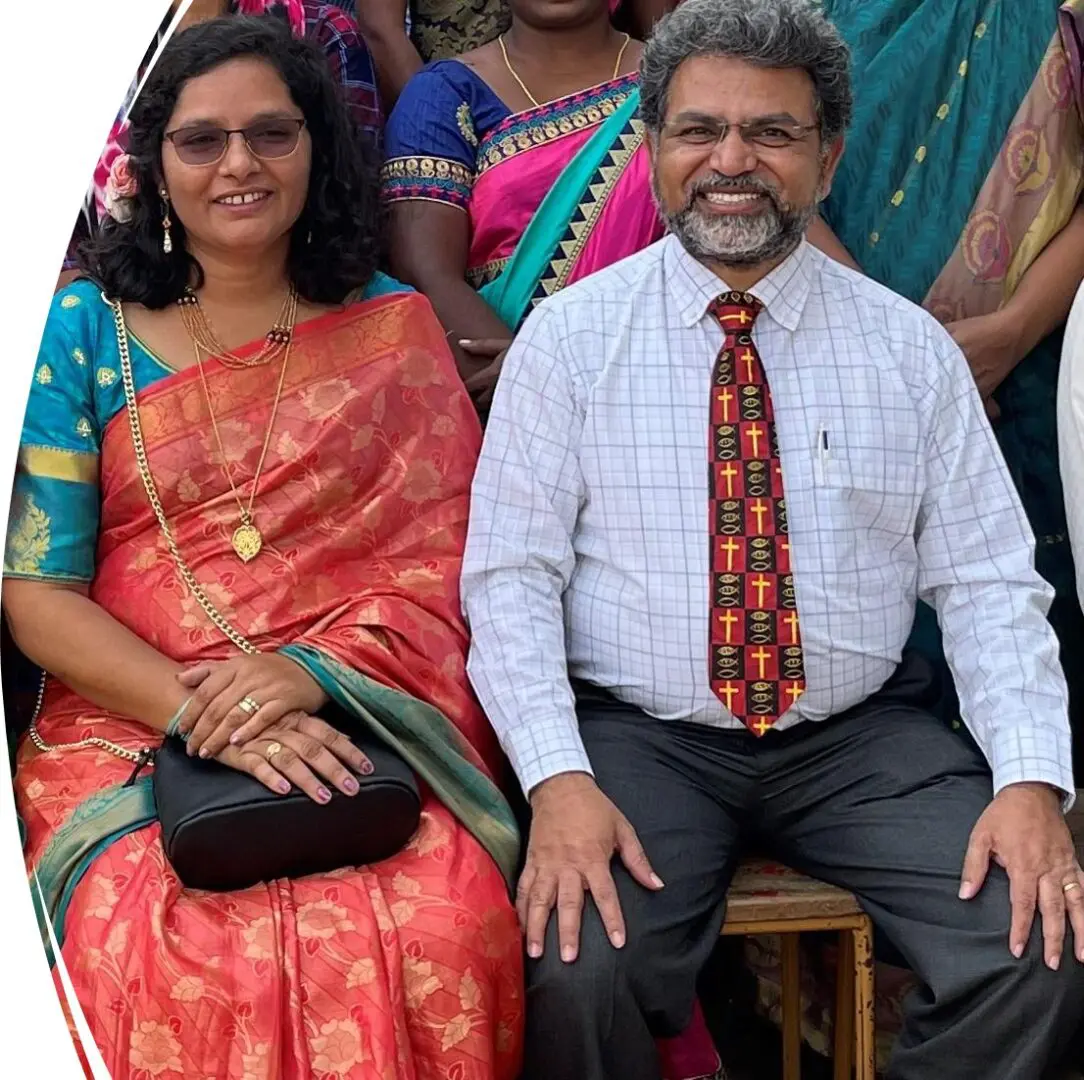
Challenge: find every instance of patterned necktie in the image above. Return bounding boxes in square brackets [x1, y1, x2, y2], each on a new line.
[708, 291, 805, 734]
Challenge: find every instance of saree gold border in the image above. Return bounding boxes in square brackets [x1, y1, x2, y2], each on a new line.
[1003, 121, 1084, 298]
[924, 6, 1083, 314]
[477, 91, 633, 175]
[103, 296, 434, 452]
[467, 256, 509, 289]
[19, 444, 99, 484]
[545, 122, 644, 298]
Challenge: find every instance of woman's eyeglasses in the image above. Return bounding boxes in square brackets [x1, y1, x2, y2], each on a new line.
[164, 117, 307, 166]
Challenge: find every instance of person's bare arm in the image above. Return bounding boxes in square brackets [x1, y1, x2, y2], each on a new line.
[807, 214, 861, 270]
[947, 202, 1084, 407]
[353, 0, 423, 111]
[387, 201, 514, 386]
[4, 579, 188, 733]
[1000, 203, 1084, 358]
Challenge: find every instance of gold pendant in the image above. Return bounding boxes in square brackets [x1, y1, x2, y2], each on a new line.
[232, 522, 263, 563]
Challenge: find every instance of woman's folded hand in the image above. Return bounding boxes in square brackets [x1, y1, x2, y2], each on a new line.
[176, 653, 330, 759]
[217, 711, 374, 804]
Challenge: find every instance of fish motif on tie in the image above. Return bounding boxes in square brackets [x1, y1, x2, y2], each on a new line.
[708, 291, 805, 734]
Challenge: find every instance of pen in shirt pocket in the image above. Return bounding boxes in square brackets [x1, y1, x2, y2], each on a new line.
[815, 424, 831, 480]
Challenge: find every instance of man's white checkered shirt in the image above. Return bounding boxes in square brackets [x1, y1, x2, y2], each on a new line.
[461, 234, 1074, 803]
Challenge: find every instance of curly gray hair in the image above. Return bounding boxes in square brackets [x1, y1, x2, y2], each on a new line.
[640, 0, 853, 142]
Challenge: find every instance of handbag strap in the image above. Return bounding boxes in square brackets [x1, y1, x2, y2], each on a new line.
[107, 294, 257, 657]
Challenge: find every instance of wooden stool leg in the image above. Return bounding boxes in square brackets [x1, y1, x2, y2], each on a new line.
[833, 930, 855, 1080]
[781, 934, 802, 1080]
[853, 919, 876, 1080]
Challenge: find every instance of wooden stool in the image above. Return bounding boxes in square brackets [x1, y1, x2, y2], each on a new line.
[721, 858, 875, 1080]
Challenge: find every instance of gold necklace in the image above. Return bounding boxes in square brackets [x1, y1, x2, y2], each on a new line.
[498, 32, 632, 109]
[181, 290, 298, 562]
[178, 288, 296, 370]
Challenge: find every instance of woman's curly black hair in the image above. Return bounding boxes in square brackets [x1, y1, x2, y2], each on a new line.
[80, 14, 381, 308]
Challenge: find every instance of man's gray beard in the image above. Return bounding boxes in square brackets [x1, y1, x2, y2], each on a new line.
[658, 176, 819, 268]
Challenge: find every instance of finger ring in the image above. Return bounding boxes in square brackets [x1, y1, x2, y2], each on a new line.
[264, 741, 283, 762]
[1063, 880, 1080, 894]
[238, 696, 260, 716]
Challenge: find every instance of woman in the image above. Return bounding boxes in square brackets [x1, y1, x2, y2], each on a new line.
[4, 16, 523, 1079]
[381, 0, 665, 399]
[88, 0, 381, 239]
[740, 0, 1084, 1070]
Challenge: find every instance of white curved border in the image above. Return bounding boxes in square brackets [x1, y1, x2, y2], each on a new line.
[0, 1, 192, 1071]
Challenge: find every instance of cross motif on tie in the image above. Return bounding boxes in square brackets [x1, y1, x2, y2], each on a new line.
[708, 291, 805, 734]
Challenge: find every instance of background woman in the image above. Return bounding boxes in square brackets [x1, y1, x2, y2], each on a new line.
[739, 0, 1084, 1070]
[381, 0, 664, 402]
[4, 17, 522, 1078]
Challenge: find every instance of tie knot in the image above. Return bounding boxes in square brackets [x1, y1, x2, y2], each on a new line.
[711, 291, 761, 331]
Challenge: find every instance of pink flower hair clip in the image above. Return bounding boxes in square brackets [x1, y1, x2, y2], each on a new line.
[104, 154, 139, 224]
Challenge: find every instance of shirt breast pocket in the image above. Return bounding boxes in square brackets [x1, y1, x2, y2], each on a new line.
[812, 422, 921, 540]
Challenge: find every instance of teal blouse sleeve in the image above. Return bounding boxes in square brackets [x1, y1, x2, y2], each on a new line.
[4, 282, 104, 583]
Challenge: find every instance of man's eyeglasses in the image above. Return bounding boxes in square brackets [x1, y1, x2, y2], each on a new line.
[661, 117, 819, 151]
[164, 117, 307, 166]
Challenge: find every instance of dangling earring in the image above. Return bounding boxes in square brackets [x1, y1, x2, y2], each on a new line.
[160, 189, 173, 254]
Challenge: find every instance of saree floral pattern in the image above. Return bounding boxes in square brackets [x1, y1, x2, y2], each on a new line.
[8, 282, 524, 1079]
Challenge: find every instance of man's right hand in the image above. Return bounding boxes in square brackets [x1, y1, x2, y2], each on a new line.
[518, 772, 663, 963]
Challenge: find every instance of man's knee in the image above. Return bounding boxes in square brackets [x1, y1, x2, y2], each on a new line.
[526, 906, 630, 1024]
[526, 902, 692, 1033]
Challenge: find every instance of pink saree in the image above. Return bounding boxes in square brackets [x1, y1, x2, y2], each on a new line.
[466, 73, 664, 303]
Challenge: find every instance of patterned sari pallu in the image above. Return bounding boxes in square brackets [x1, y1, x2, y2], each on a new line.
[6, 280, 524, 1080]
[382, 61, 664, 329]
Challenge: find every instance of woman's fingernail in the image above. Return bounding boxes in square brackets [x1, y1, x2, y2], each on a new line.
[198, 747, 210, 759]
[958, 882, 973, 900]
[1012, 943, 1024, 959]
[1048, 954, 1061, 971]
[343, 776, 359, 795]
[650, 874, 665, 889]
[316, 786, 332, 804]
[609, 930, 625, 949]
[229, 732, 242, 745]
[360, 760, 374, 775]
[561, 946, 576, 963]
[277, 780, 291, 794]
[527, 942, 542, 959]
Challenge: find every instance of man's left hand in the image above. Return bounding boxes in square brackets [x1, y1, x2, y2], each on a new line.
[960, 782, 1084, 969]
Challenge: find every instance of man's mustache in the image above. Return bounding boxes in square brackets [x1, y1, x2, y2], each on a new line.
[682, 173, 784, 214]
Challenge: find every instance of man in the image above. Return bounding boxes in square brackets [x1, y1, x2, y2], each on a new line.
[460, 0, 1084, 1077]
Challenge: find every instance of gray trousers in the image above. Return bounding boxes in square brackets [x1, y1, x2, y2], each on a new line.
[523, 656, 1084, 1079]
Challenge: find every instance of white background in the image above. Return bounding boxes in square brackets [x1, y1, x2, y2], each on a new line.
[0, 1, 189, 1073]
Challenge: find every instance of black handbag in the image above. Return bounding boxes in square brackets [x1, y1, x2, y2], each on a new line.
[106, 295, 422, 892]
[152, 707, 421, 892]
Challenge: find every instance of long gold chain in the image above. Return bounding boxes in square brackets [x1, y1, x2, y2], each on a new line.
[26, 669, 148, 765]
[179, 288, 297, 562]
[26, 299, 262, 764]
[110, 295, 258, 657]
[193, 325, 293, 556]
[498, 32, 632, 109]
